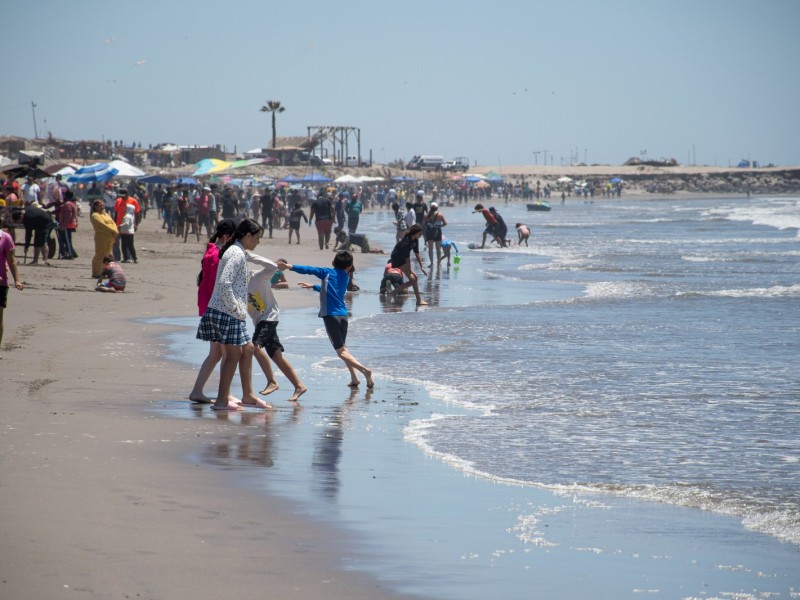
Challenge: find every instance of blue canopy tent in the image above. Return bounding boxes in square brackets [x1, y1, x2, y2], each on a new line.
[173, 176, 199, 185]
[138, 174, 171, 184]
[301, 173, 332, 183]
[280, 174, 303, 183]
[391, 175, 415, 182]
[68, 162, 119, 184]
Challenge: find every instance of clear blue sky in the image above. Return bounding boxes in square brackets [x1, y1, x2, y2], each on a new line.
[1, 0, 798, 167]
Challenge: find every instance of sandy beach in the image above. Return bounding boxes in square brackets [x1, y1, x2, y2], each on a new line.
[0, 213, 406, 599]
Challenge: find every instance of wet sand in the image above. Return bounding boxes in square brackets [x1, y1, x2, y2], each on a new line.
[0, 212, 407, 599]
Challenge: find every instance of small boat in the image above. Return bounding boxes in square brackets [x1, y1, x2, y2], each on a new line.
[527, 201, 551, 211]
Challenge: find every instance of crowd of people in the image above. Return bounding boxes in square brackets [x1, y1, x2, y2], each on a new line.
[0, 168, 533, 383]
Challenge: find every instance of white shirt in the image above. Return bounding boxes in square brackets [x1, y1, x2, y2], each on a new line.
[208, 242, 249, 321]
[22, 182, 41, 205]
[246, 253, 280, 324]
[404, 208, 415, 229]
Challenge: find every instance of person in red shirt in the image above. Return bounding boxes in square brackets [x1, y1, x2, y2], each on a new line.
[473, 203, 498, 248]
[112, 189, 140, 261]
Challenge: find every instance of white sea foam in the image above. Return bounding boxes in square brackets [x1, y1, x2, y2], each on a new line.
[682, 249, 800, 262]
[705, 198, 800, 232]
[685, 283, 800, 298]
[582, 281, 657, 299]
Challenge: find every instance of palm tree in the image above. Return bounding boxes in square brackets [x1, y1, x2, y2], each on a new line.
[259, 100, 285, 150]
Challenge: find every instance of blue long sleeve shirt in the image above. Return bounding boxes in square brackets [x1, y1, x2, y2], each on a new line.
[291, 264, 350, 317]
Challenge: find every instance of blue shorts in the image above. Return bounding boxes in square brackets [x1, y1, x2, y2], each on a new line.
[196, 307, 250, 346]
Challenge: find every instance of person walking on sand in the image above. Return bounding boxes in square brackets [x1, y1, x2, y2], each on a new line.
[21, 201, 53, 265]
[59, 190, 79, 259]
[308, 190, 335, 250]
[112, 189, 140, 261]
[277, 252, 374, 389]
[0, 215, 24, 358]
[245, 251, 308, 402]
[421, 201, 447, 268]
[387, 224, 428, 305]
[189, 218, 237, 403]
[90, 200, 118, 278]
[196, 218, 266, 411]
[287, 201, 308, 244]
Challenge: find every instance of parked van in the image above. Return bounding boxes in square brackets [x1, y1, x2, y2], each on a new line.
[344, 155, 367, 167]
[406, 155, 444, 170]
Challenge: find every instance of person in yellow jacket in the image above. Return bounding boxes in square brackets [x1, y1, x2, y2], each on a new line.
[90, 200, 118, 278]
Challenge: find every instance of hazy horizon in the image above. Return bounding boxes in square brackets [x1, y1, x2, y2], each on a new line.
[1, 0, 797, 168]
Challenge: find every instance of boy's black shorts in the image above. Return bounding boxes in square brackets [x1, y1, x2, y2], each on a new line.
[322, 315, 348, 350]
[252, 320, 285, 358]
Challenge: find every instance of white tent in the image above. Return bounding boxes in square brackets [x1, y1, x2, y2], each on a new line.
[108, 159, 145, 178]
[334, 174, 361, 184]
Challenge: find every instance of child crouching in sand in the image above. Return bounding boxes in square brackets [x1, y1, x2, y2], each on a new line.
[96, 255, 126, 292]
[277, 251, 373, 388]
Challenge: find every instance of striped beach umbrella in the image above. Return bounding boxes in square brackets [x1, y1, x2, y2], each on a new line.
[68, 162, 119, 183]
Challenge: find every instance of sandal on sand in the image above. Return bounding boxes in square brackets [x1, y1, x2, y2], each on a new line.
[240, 398, 272, 409]
[211, 404, 242, 411]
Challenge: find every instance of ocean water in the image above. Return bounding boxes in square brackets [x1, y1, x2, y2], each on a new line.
[359, 195, 800, 546]
[159, 194, 800, 598]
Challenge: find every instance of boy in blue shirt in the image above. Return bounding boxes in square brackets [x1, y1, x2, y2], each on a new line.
[277, 251, 374, 388]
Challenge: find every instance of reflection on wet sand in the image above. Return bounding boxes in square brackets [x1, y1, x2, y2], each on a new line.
[311, 388, 359, 498]
[201, 410, 276, 468]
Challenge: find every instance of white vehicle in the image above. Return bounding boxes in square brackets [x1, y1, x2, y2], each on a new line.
[441, 157, 469, 172]
[406, 155, 444, 170]
[344, 155, 368, 167]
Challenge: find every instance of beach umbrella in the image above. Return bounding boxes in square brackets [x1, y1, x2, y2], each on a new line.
[391, 175, 415, 182]
[465, 174, 485, 183]
[609, 177, 622, 183]
[67, 162, 119, 184]
[173, 176, 198, 185]
[556, 176, 573, 183]
[280, 174, 302, 183]
[108, 159, 146, 178]
[192, 158, 228, 176]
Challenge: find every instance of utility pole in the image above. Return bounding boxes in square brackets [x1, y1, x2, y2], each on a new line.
[31, 101, 39, 138]
[542, 150, 549, 166]
[532, 151, 541, 165]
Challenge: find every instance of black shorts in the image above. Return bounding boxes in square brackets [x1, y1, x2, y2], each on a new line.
[322, 315, 348, 350]
[0, 285, 8, 308]
[252, 320, 285, 358]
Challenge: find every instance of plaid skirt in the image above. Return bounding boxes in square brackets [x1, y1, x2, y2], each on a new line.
[196, 307, 250, 346]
